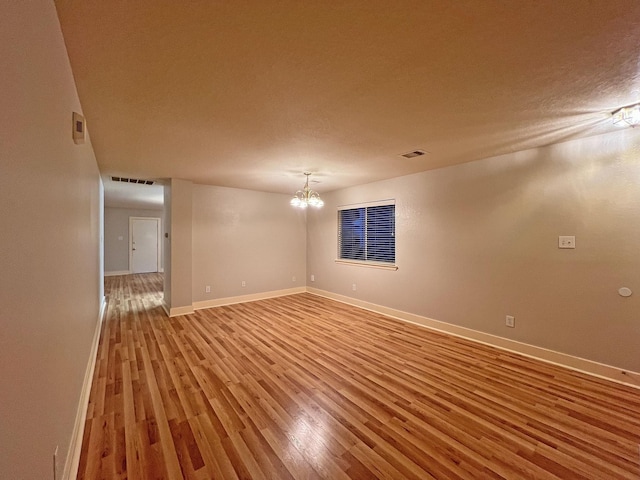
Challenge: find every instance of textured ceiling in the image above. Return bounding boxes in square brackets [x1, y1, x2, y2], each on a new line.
[55, 0, 640, 204]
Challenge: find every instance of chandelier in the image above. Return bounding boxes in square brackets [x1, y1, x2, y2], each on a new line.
[290, 172, 324, 208]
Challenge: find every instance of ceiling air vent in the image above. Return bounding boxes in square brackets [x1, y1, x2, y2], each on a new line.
[400, 150, 427, 159]
[111, 176, 155, 185]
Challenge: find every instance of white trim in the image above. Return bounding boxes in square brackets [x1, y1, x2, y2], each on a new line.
[334, 259, 398, 270]
[193, 287, 306, 310]
[104, 270, 130, 277]
[161, 287, 306, 317]
[306, 287, 640, 390]
[63, 296, 107, 480]
[166, 304, 195, 317]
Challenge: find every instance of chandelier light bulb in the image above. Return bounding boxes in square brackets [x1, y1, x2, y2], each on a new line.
[290, 173, 323, 209]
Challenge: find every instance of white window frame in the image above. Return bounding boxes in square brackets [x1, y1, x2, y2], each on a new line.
[335, 199, 398, 270]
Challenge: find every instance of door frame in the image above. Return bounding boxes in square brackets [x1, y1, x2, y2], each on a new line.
[129, 216, 162, 274]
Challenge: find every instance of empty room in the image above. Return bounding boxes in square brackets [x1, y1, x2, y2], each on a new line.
[1, 1, 639, 479]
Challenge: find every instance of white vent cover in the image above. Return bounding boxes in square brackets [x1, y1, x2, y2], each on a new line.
[111, 176, 155, 185]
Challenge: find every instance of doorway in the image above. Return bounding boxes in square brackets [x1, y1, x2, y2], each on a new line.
[129, 217, 161, 273]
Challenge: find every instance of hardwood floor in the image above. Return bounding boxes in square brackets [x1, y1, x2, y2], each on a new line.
[78, 273, 640, 479]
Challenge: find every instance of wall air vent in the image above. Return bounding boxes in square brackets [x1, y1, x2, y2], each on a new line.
[111, 176, 155, 185]
[400, 150, 427, 159]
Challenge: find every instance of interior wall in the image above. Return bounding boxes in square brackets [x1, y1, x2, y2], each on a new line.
[307, 128, 640, 373]
[192, 184, 307, 302]
[104, 206, 164, 273]
[0, 1, 102, 478]
[168, 178, 193, 312]
[99, 180, 104, 300]
[163, 183, 172, 308]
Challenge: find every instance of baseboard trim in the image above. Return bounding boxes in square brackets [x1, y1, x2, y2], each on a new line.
[63, 295, 107, 479]
[193, 287, 307, 311]
[104, 270, 130, 277]
[105, 270, 165, 277]
[165, 303, 195, 317]
[306, 288, 640, 390]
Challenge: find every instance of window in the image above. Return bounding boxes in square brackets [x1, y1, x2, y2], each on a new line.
[338, 201, 395, 266]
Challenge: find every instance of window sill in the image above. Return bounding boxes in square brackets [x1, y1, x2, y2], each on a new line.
[334, 259, 398, 271]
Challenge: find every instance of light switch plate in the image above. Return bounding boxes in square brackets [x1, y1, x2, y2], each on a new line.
[558, 235, 575, 249]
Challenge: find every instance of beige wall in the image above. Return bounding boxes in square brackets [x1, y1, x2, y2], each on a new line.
[163, 184, 173, 307]
[104, 206, 163, 273]
[307, 128, 640, 372]
[166, 179, 193, 313]
[0, 1, 102, 478]
[192, 184, 307, 302]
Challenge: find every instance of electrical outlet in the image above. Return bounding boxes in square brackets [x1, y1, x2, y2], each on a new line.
[292, 276, 296, 282]
[311, 274, 315, 282]
[205, 285, 211, 293]
[352, 283, 357, 291]
[241, 280, 246, 287]
[506, 315, 515, 328]
[558, 235, 575, 249]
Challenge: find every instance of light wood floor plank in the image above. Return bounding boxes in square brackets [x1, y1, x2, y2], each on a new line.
[77, 273, 640, 479]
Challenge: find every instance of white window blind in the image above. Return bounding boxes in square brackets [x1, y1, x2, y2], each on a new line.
[338, 202, 395, 264]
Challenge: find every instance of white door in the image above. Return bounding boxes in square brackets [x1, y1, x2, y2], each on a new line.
[130, 217, 160, 273]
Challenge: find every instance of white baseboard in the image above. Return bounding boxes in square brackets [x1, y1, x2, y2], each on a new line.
[105, 270, 165, 277]
[104, 270, 130, 277]
[306, 288, 640, 390]
[163, 302, 195, 317]
[193, 287, 306, 311]
[161, 287, 306, 318]
[63, 295, 107, 479]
